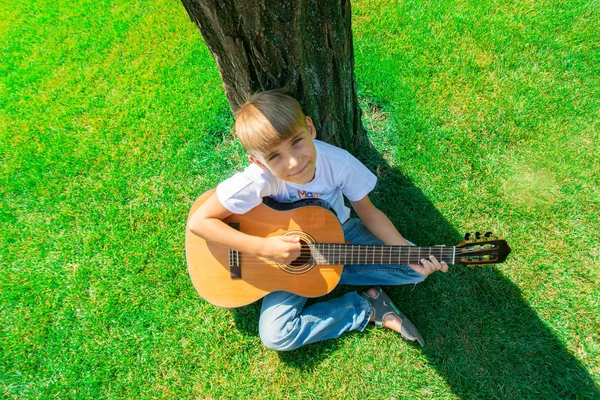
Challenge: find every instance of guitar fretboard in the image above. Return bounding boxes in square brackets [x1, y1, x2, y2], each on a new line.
[303, 244, 461, 265]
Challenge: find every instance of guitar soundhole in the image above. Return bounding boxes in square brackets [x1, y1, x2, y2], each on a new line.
[278, 231, 316, 274]
[290, 239, 312, 267]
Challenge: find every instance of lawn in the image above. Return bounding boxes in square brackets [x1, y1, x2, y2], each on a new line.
[1, 0, 599, 398]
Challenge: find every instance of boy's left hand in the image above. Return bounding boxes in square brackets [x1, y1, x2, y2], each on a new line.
[409, 255, 449, 276]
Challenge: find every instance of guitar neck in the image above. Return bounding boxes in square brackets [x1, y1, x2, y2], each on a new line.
[307, 244, 461, 265]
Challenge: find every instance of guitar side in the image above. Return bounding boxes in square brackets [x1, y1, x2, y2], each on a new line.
[185, 190, 345, 308]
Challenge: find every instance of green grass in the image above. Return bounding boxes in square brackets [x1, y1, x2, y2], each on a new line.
[1, 0, 599, 398]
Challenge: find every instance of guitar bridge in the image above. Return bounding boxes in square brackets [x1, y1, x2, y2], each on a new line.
[228, 222, 241, 279]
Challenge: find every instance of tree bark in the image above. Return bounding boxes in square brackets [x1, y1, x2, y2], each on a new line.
[180, 0, 368, 153]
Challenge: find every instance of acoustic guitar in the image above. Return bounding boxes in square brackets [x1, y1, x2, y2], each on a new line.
[186, 189, 511, 308]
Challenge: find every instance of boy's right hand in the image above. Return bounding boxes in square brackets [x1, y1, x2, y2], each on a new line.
[259, 235, 302, 264]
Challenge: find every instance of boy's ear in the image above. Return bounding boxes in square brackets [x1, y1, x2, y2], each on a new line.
[248, 154, 268, 170]
[305, 116, 317, 139]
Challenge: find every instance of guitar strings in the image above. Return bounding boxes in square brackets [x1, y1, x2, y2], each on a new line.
[225, 244, 464, 266]
[225, 259, 458, 266]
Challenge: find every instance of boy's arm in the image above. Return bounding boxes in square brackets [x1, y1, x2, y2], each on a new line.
[350, 195, 448, 276]
[187, 191, 301, 264]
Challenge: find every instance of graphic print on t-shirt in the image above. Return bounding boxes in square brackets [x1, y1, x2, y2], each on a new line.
[288, 190, 323, 201]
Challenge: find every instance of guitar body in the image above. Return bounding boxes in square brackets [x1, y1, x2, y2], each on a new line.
[186, 190, 345, 308]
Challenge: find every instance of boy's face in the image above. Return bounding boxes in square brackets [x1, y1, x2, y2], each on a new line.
[249, 116, 318, 185]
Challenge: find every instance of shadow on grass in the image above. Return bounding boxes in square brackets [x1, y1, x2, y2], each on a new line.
[361, 105, 599, 396]
[363, 143, 599, 398]
[232, 139, 598, 397]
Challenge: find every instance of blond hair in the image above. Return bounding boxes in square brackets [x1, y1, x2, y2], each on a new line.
[234, 89, 307, 155]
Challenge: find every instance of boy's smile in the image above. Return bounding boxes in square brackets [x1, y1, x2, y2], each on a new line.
[249, 116, 318, 185]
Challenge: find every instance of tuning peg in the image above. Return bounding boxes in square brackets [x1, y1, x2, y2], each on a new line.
[485, 231, 492, 238]
[464, 232, 471, 241]
[475, 231, 481, 240]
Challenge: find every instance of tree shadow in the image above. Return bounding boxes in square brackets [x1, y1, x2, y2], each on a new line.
[359, 144, 599, 398]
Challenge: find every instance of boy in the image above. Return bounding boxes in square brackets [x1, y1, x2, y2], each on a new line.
[188, 89, 448, 351]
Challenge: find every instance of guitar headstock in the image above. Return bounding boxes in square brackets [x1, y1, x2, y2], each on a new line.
[457, 232, 511, 265]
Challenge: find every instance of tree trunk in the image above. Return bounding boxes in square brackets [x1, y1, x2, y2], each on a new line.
[180, 0, 368, 153]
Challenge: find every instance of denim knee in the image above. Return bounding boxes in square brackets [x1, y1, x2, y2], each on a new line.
[259, 292, 308, 351]
[259, 320, 300, 351]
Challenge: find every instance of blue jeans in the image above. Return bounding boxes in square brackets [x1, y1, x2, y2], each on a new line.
[259, 218, 426, 351]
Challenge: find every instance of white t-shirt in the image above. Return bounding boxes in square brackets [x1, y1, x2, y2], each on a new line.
[216, 140, 377, 224]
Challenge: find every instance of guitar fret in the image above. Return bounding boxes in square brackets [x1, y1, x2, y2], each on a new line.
[332, 244, 335, 264]
[345, 244, 347, 265]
